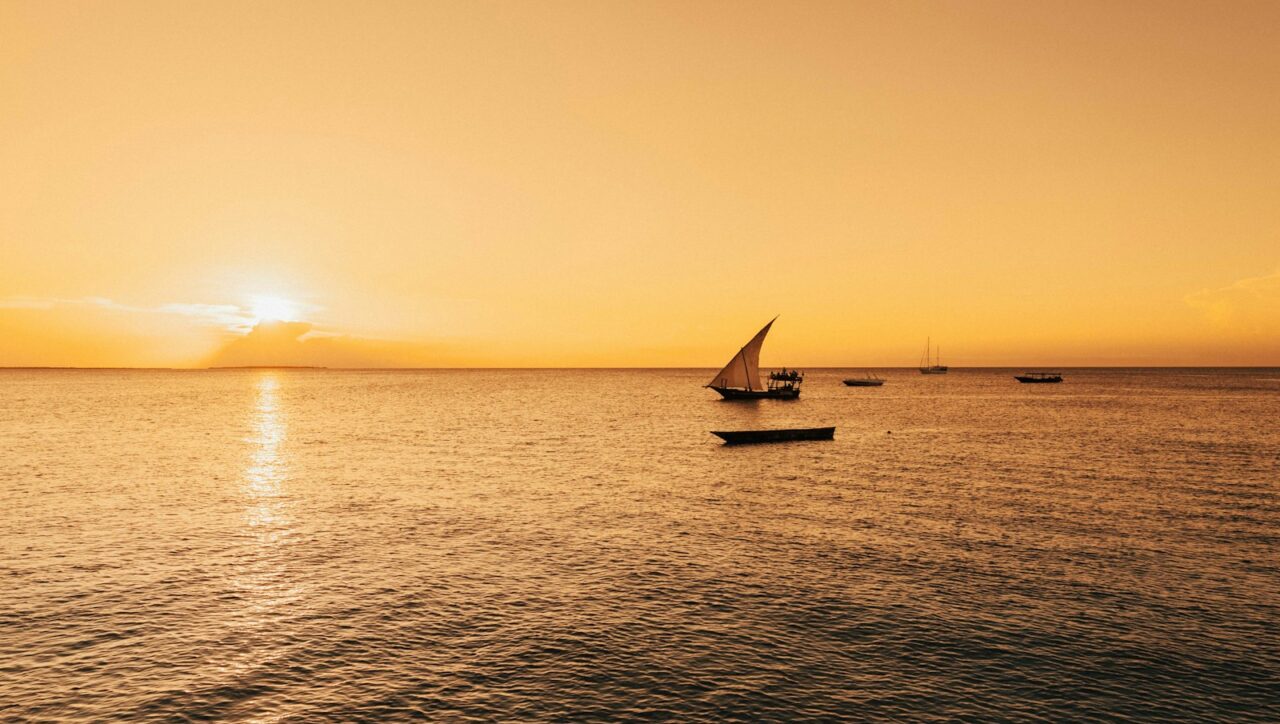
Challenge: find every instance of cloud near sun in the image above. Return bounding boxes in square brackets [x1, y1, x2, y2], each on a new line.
[0, 296, 445, 368]
[206, 319, 445, 369]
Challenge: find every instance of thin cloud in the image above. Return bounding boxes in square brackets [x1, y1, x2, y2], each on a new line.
[157, 302, 251, 329]
[0, 295, 255, 328]
[1186, 270, 1280, 333]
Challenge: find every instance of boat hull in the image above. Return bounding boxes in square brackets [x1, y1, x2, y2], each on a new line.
[711, 427, 835, 445]
[843, 379, 884, 386]
[919, 366, 948, 374]
[709, 386, 800, 400]
[1015, 375, 1062, 383]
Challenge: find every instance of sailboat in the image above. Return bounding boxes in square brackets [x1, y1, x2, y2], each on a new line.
[919, 337, 948, 374]
[706, 317, 802, 400]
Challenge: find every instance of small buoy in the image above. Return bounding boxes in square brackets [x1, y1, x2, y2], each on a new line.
[886, 430, 892, 434]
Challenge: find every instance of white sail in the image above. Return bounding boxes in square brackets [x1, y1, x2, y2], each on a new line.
[708, 318, 775, 390]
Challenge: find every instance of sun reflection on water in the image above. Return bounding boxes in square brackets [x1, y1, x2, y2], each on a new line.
[215, 372, 302, 716]
[246, 373, 288, 530]
[234, 372, 300, 623]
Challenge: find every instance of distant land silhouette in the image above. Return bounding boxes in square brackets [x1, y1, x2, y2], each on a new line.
[208, 365, 327, 370]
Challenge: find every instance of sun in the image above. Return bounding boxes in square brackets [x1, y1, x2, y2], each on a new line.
[248, 295, 297, 323]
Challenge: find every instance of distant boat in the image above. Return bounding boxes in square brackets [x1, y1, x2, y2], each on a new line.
[843, 372, 885, 387]
[711, 427, 835, 445]
[919, 337, 948, 374]
[1015, 371, 1063, 383]
[706, 317, 803, 400]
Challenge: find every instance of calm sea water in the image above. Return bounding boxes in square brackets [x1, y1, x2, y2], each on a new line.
[2, 368, 1277, 721]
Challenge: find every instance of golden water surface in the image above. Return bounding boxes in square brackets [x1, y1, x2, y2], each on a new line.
[2, 368, 1277, 720]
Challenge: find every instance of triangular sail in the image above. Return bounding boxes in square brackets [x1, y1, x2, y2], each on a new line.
[708, 318, 775, 390]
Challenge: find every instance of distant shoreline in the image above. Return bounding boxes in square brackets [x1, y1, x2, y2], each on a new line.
[2, 366, 1278, 371]
[207, 365, 328, 370]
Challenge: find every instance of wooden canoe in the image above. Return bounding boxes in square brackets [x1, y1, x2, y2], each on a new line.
[710, 426, 835, 445]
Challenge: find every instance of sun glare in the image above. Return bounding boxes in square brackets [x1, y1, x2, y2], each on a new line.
[249, 295, 297, 323]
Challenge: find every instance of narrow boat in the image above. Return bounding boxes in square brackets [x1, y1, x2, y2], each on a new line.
[843, 372, 884, 386]
[706, 317, 803, 400]
[711, 427, 835, 445]
[919, 337, 948, 374]
[1015, 371, 1063, 383]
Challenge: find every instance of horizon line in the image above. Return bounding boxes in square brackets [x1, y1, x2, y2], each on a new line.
[2, 365, 1278, 371]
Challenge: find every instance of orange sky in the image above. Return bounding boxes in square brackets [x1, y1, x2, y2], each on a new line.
[2, 0, 1278, 367]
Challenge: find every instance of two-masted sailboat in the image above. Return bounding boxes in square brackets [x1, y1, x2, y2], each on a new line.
[706, 317, 803, 400]
[919, 337, 948, 374]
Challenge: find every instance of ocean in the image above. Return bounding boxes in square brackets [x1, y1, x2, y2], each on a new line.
[2, 368, 1277, 720]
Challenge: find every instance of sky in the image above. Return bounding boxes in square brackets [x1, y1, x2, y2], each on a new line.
[2, 0, 1278, 367]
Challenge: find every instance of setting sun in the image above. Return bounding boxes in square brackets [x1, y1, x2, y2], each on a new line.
[249, 296, 298, 324]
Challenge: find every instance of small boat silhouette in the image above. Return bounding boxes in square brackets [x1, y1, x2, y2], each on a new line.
[1015, 371, 1063, 383]
[843, 372, 884, 386]
[711, 427, 835, 445]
